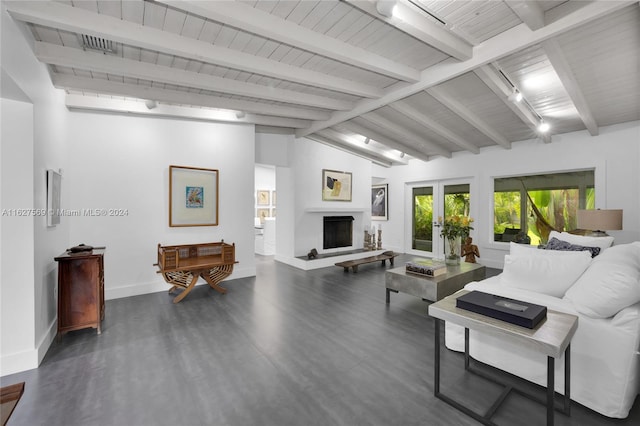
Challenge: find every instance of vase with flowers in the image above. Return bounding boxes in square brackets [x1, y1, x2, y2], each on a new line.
[439, 215, 474, 265]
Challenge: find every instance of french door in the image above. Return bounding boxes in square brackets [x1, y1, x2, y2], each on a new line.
[406, 179, 471, 258]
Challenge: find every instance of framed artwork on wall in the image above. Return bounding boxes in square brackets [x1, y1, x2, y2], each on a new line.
[169, 165, 218, 227]
[322, 169, 352, 201]
[371, 184, 388, 221]
[47, 169, 62, 227]
[257, 190, 270, 205]
[257, 208, 270, 223]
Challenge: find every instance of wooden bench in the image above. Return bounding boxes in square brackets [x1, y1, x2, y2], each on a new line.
[1, 382, 24, 426]
[154, 241, 237, 303]
[335, 251, 398, 273]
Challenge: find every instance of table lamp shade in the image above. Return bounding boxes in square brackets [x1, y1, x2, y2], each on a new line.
[577, 209, 623, 231]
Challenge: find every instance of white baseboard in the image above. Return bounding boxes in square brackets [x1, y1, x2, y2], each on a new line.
[0, 320, 56, 376]
[105, 266, 257, 300]
[0, 347, 38, 377]
[37, 318, 58, 365]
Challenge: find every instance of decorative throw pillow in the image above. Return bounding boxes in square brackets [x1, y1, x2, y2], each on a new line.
[544, 237, 601, 257]
[548, 230, 614, 251]
[563, 243, 640, 318]
[501, 250, 592, 297]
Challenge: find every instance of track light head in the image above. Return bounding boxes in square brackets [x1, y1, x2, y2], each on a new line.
[145, 100, 157, 110]
[364, 137, 370, 144]
[508, 88, 523, 103]
[538, 120, 550, 133]
[376, 0, 397, 18]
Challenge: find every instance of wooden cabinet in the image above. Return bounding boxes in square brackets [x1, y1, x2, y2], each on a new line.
[54, 249, 105, 337]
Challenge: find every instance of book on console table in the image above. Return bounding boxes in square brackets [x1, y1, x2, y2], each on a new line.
[405, 259, 447, 277]
[456, 291, 547, 329]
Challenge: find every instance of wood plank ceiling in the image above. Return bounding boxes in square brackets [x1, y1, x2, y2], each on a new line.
[5, 0, 639, 167]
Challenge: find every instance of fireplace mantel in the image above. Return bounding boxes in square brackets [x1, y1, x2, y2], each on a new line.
[304, 208, 367, 213]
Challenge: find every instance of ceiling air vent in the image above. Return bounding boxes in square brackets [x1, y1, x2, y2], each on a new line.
[80, 34, 115, 53]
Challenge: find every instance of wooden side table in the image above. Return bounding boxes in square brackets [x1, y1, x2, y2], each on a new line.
[54, 249, 105, 336]
[428, 290, 578, 426]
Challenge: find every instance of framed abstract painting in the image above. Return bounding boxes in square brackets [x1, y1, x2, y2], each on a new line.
[322, 169, 352, 201]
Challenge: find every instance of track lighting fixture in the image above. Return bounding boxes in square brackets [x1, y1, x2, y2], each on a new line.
[364, 137, 370, 144]
[538, 120, 550, 133]
[145, 100, 157, 110]
[508, 88, 523, 103]
[376, 0, 397, 18]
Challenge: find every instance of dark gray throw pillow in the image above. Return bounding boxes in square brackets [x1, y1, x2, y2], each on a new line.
[544, 237, 601, 258]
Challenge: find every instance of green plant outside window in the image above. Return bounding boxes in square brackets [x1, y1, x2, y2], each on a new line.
[494, 170, 595, 245]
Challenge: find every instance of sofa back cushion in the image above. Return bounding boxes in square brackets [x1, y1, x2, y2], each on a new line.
[548, 230, 614, 251]
[563, 242, 640, 318]
[501, 249, 592, 297]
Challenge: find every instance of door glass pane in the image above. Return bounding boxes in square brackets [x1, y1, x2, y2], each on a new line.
[443, 184, 470, 256]
[443, 184, 470, 221]
[412, 187, 433, 252]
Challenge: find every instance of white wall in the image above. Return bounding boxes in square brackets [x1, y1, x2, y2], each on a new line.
[65, 112, 257, 299]
[291, 138, 372, 257]
[256, 135, 374, 264]
[374, 121, 640, 268]
[0, 98, 36, 376]
[1, 5, 258, 374]
[255, 132, 291, 167]
[2, 5, 70, 375]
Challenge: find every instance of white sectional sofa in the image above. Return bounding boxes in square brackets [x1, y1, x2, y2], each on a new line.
[446, 234, 640, 418]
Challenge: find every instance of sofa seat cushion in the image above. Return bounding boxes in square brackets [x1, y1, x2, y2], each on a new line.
[563, 242, 640, 319]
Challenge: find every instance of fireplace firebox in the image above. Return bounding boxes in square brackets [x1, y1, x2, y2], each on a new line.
[323, 216, 354, 249]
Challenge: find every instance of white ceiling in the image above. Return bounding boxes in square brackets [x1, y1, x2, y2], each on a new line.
[5, 0, 640, 167]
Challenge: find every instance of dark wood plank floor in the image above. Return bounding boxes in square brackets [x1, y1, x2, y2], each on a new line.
[3, 254, 638, 425]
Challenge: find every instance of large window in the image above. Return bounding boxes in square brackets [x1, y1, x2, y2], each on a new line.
[494, 170, 595, 245]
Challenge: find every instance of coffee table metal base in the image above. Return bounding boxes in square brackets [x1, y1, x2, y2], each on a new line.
[434, 320, 571, 426]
